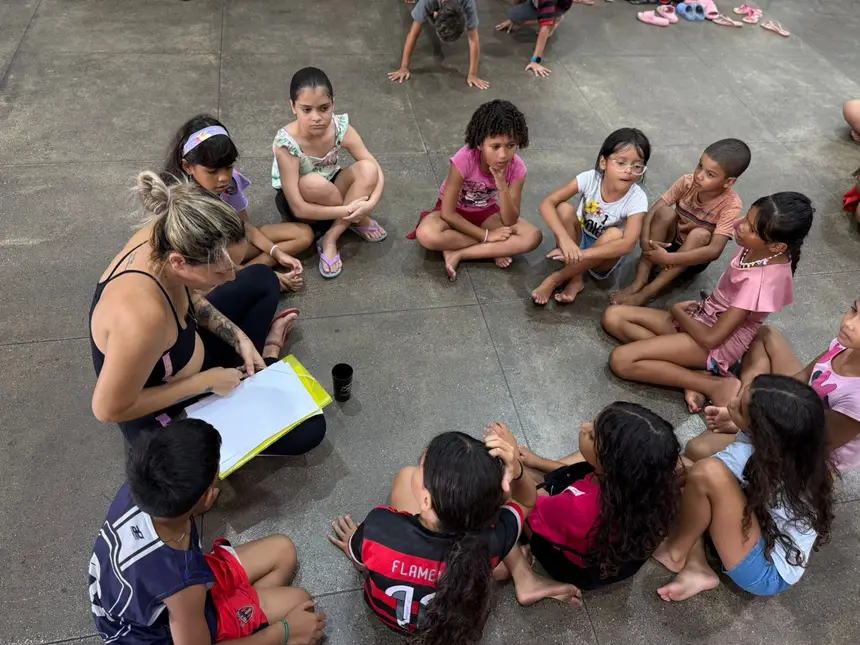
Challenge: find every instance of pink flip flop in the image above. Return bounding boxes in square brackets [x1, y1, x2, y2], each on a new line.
[712, 13, 743, 27]
[637, 10, 670, 26]
[656, 5, 678, 23]
[732, 3, 754, 15]
[700, 0, 720, 20]
[761, 19, 790, 37]
[742, 7, 763, 23]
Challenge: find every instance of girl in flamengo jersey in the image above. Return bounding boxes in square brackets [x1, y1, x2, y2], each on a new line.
[328, 426, 580, 644]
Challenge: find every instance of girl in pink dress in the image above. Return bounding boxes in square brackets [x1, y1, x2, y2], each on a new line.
[602, 192, 814, 412]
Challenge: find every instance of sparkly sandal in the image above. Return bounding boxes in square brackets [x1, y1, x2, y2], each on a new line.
[761, 19, 790, 37]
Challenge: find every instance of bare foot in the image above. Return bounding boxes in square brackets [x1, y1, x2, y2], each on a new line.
[685, 389, 706, 414]
[652, 539, 686, 574]
[495, 256, 513, 269]
[656, 561, 720, 602]
[554, 275, 584, 304]
[262, 312, 298, 361]
[276, 271, 303, 292]
[442, 249, 461, 281]
[611, 289, 651, 307]
[532, 274, 562, 305]
[354, 216, 386, 241]
[610, 281, 645, 305]
[705, 405, 739, 433]
[546, 248, 564, 262]
[513, 568, 582, 607]
[710, 375, 741, 408]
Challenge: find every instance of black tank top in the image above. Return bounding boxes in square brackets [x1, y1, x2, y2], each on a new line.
[90, 243, 198, 388]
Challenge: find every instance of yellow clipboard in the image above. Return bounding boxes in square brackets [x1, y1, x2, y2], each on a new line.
[219, 355, 332, 478]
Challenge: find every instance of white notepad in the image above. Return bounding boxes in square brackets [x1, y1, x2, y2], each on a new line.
[185, 361, 321, 476]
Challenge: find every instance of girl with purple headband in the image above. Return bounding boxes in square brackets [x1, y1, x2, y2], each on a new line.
[164, 115, 313, 292]
[273, 67, 386, 279]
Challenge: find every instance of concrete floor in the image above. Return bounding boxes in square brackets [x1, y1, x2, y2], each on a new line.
[1, 0, 859, 643]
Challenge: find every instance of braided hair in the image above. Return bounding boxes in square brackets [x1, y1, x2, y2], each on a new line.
[750, 192, 814, 274]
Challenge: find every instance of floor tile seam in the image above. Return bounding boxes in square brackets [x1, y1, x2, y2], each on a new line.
[552, 59, 612, 134]
[312, 586, 364, 599]
[21, 633, 99, 645]
[581, 596, 602, 645]
[216, 0, 226, 117]
[0, 0, 44, 88]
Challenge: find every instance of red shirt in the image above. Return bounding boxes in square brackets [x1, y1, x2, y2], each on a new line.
[526, 474, 601, 566]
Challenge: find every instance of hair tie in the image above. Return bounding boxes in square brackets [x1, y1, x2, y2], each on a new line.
[166, 187, 173, 208]
[182, 125, 229, 156]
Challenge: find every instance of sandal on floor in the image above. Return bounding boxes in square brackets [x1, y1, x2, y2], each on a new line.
[349, 219, 388, 243]
[732, 3, 754, 14]
[712, 13, 743, 26]
[264, 308, 298, 354]
[656, 5, 678, 23]
[761, 19, 790, 37]
[701, 0, 720, 20]
[316, 240, 342, 279]
[638, 9, 670, 25]
[742, 7, 762, 23]
[678, 3, 697, 21]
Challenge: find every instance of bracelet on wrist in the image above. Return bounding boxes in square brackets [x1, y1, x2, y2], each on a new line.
[531, 56, 542, 64]
[513, 459, 525, 481]
[269, 244, 278, 258]
[483, 229, 489, 243]
[280, 618, 290, 645]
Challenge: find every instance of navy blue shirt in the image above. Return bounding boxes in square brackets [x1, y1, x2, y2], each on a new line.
[88, 484, 217, 644]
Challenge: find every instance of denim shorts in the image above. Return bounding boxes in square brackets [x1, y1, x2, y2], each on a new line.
[580, 230, 624, 279]
[725, 536, 791, 596]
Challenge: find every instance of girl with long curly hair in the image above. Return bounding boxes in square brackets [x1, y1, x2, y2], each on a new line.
[408, 99, 542, 281]
[500, 402, 681, 597]
[653, 374, 835, 601]
[327, 426, 579, 645]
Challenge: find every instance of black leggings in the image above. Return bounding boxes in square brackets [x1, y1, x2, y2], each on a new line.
[120, 264, 326, 456]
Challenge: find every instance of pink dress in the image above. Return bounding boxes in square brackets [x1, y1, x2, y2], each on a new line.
[685, 248, 794, 375]
[811, 340, 860, 472]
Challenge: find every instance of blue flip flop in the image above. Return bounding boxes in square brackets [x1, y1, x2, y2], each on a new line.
[694, 4, 706, 20]
[677, 2, 695, 20]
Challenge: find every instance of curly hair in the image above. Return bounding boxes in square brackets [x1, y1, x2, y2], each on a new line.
[464, 99, 529, 150]
[410, 432, 506, 645]
[584, 402, 681, 578]
[743, 375, 835, 567]
[435, 1, 467, 42]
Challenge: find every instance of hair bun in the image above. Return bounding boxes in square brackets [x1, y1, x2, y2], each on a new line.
[137, 170, 171, 218]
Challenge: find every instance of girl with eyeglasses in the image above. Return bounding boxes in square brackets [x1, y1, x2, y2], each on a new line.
[532, 128, 651, 305]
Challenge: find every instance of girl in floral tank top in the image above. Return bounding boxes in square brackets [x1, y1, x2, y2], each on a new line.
[272, 67, 387, 280]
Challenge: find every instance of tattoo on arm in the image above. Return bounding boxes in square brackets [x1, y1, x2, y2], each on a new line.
[191, 294, 241, 350]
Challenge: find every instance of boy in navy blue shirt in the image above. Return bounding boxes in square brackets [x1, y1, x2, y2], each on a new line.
[88, 419, 326, 645]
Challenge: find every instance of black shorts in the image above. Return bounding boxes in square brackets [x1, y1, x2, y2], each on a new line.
[274, 169, 342, 239]
[667, 236, 709, 277]
[529, 462, 648, 591]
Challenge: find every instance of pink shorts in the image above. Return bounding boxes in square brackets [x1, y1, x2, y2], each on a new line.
[406, 200, 500, 239]
[674, 300, 758, 376]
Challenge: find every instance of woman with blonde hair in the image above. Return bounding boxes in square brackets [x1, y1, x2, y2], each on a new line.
[89, 171, 325, 454]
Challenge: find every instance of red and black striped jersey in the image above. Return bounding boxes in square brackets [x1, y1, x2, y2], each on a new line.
[348, 503, 524, 632]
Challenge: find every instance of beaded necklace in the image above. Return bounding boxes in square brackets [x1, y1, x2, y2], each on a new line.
[738, 248, 784, 269]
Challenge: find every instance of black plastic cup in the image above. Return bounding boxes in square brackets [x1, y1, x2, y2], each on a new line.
[332, 363, 354, 402]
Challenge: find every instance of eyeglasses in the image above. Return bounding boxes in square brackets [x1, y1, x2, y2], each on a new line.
[609, 158, 647, 175]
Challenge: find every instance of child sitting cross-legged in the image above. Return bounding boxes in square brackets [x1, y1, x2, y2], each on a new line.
[409, 100, 542, 281]
[612, 139, 751, 306]
[498, 403, 681, 596]
[88, 419, 327, 645]
[327, 426, 580, 645]
[653, 375, 835, 601]
[603, 192, 814, 413]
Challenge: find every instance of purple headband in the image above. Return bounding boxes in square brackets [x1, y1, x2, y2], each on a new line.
[182, 126, 229, 156]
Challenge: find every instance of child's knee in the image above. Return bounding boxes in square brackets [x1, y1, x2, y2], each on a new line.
[608, 345, 633, 377]
[599, 227, 624, 244]
[685, 227, 712, 247]
[602, 304, 625, 335]
[266, 533, 299, 576]
[299, 174, 341, 205]
[556, 202, 577, 224]
[392, 466, 417, 493]
[684, 435, 711, 462]
[688, 457, 733, 490]
[352, 159, 379, 186]
[283, 224, 314, 252]
[844, 99, 860, 125]
[518, 222, 543, 250]
[414, 219, 442, 250]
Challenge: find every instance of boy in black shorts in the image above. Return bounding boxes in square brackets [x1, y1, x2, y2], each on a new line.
[612, 139, 751, 306]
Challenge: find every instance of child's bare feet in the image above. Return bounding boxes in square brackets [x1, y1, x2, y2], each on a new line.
[495, 256, 513, 269]
[532, 274, 562, 305]
[263, 311, 298, 361]
[610, 281, 646, 305]
[852, 129, 860, 143]
[652, 539, 686, 574]
[612, 289, 651, 307]
[704, 405, 740, 433]
[554, 274, 584, 304]
[684, 389, 707, 414]
[513, 567, 582, 607]
[276, 271, 304, 292]
[710, 375, 741, 408]
[442, 249, 460, 281]
[656, 560, 720, 602]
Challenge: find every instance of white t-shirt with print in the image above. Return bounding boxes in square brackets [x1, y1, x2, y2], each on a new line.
[574, 169, 648, 239]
